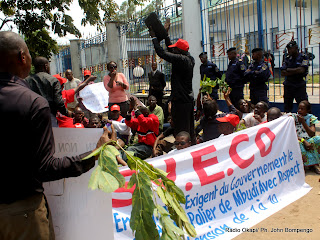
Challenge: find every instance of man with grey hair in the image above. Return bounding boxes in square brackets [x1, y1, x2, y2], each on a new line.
[0, 31, 110, 240]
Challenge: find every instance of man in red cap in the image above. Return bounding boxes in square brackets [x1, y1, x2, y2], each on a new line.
[83, 70, 91, 80]
[149, 20, 195, 144]
[106, 104, 131, 145]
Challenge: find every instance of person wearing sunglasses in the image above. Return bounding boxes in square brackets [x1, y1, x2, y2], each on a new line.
[103, 61, 130, 117]
[169, 131, 191, 154]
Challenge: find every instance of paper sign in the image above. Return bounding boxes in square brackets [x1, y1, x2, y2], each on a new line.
[79, 82, 109, 113]
[44, 128, 114, 240]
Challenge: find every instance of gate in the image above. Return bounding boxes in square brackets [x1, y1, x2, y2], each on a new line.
[118, 1, 183, 95]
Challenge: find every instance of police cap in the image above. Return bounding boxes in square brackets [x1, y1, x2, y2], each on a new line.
[227, 47, 236, 53]
[286, 40, 298, 49]
[199, 52, 207, 58]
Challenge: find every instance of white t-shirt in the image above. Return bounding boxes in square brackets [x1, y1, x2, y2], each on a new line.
[243, 112, 267, 128]
[65, 78, 81, 108]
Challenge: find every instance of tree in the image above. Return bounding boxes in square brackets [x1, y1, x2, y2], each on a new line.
[0, 0, 147, 59]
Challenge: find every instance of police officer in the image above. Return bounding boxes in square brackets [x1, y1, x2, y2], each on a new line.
[199, 52, 222, 100]
[225, 47, 247, 107]
[281, 41, 309, 113]
[244, 48, 271, 105]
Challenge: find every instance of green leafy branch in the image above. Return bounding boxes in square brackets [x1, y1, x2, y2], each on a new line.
[82, 141, 197, 240]
[216, 74, 231, 93]
[200, 74, 231, 95]
[200, 74, 217, 94]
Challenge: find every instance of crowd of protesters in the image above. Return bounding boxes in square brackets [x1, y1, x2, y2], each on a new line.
[13, 20, 319, 174]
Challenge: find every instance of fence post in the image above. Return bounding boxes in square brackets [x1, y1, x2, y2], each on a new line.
[182, 0, 203, 98]
[257, 0, 264, 49]
[106, 21, 121, 72]
[70, 39, 83, 79]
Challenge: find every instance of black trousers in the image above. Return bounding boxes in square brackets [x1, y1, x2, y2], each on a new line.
[171, 101, 195, 144]
[209, 88, 219, 100]
[284, 85, 308, 113]
[229, 88, 244, 108]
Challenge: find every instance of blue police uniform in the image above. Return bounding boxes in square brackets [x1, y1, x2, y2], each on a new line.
[280, 53, 309, 112]
[244, 60, 271, 105]
[225, 58, 247, 107]
[200, 61, 222, 100]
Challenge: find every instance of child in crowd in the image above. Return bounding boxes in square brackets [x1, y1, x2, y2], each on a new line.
[266, 107, 282, 122]
[168, 131, 192, 154]
[292, 100, 320, 174]
[195, 89, 240, 142]
[238, 99, 254, 119]
[239, 101, 268, 128]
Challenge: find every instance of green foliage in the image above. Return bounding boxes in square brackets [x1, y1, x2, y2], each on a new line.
[83, 140, 197, 240]
[200, 74, 217, 94]
[0, 0, 149, 59]
[24, 29, 59, 59]
[236, 122, 247, 132]
[109, 0, 163, 22]
[87, 144, 125, 193]
[200, 73, 231, 95]
[0, 0, 81, 58]
[216, 74, 230, 93]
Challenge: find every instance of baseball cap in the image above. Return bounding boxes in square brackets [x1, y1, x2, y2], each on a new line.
[84, 70, 91, 76]
[110, 104, 120, 111]
[168, 39, 189, 51]
[74, 123, 84, 128]
[216, 114, 240, 127]
[53, 74, 67, 85]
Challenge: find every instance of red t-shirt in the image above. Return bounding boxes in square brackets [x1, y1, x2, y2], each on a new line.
[62, 89, 75, 107]
[57, 89, 77, 128]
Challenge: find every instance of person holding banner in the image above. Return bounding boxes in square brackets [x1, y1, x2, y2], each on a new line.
[103, 61, 130, 118]
[167, 131, 192, 154]
[240, 101, 268, 128]
[0, 31, 114, 240]
[292, 100, 320, 174]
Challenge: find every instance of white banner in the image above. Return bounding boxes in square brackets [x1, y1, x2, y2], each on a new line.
[112, 116, 312, 239]
[79, 82, 109, 113]
[44, 128, 114, 240]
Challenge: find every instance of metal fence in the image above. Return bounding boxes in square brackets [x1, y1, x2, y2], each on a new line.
[119, 1, 183, 94]
[200, 0, 320, 105]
